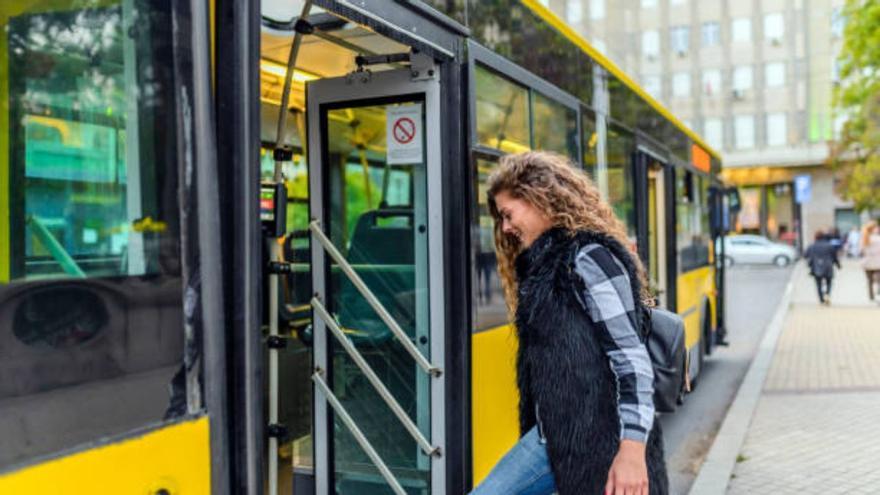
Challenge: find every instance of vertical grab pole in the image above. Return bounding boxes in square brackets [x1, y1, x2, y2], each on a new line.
[268, 2, 313, 495]
[267, 242, 280, 495]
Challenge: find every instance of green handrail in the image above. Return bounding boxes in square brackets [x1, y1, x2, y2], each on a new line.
[25, 215, 86, 278]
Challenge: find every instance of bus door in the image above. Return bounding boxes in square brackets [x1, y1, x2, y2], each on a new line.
[305, 66, 446, 494]
[645, 156, 670, 309]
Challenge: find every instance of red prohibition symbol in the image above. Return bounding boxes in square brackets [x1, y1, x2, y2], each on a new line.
[392, 117, 416, 144]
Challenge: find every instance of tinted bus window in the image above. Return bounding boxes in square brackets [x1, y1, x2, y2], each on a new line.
[531, 92, 578, 160]
[474, 65, 531, 153]
[473, 157, 508, 332]
[1, 1, 187, 469]
[466, 1, 593, 105]
[582, 108, 598, 178]
[676, 172, 711, 272]
[607, 124, 637, 239]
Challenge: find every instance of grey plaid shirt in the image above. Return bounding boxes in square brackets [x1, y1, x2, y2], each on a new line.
[572, 243, 655, 443]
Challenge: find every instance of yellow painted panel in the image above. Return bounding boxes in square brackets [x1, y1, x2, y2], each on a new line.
[0, 417, 211, 495]
[519, 0, 720, 161]
[472, 324, 520, 485]
[676, 266, 716, 349]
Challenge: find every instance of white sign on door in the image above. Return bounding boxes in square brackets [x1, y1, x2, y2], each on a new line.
[386, 104, 423, 165]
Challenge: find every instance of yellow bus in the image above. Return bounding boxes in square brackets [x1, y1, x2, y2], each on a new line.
[0, 0, 730, 493]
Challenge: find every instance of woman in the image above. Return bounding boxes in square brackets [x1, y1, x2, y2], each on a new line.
[472, 152, 667, 495]
[861, 221, 880, 301]
[804, 230, 840, 305]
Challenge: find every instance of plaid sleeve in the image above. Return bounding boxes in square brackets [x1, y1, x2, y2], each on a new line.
[573, 244, 655, 444]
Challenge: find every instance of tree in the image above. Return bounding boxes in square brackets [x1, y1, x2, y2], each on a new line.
[831, 0, 880, 212]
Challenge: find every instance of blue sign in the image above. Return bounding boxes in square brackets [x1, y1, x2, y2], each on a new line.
[794, 174, 811, 204]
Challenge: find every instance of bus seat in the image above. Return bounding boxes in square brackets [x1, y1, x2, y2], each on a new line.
[337, 209, 416, 344]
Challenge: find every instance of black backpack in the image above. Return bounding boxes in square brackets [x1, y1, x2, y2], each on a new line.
[641, 306, 687, 413]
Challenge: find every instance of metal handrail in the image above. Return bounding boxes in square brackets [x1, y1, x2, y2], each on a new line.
[312, 298, 440, 457]
[309, 219, 441, 377]
[26, 215, 86, 278]
[313, 370, 407, 495]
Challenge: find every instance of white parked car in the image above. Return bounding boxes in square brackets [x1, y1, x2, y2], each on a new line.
[717, 234, 798, 267]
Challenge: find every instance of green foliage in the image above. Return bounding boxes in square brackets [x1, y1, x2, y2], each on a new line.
[832, 0, 880, 211]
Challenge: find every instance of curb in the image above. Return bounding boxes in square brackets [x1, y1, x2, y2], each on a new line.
[687, 264, 799, 495]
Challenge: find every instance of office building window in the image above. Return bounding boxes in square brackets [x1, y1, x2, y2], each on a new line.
[765, 62, 786, 87]
[672, 72, 691, 97]
[670, 26, 690, 55]
[702, 69, 722, 96]
[593, 38, 607, 54]
[641, 0, 658, 8]
[702, 22, 720, 47]
[590, 0, 605, 20]
[735, 115, 755, 149]
[704, 118, 723, 150]
[732, 18, 751, 42]
[643, 30, 660, 58]
[643, 75, 662, 98]
[764, 13, 785, 42]
[566, 0, 583, 24]
[767, 113, 787, 146]
[733, 66, 753, 91]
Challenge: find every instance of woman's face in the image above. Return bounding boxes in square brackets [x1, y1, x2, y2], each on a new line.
[494, 190, 554, 248]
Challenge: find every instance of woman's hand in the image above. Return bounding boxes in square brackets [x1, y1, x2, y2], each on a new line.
[605, 439, 649, 495]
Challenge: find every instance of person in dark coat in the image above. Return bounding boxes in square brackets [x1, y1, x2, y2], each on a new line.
[470, 151, 667, 495]
[804, 230, 841, 305]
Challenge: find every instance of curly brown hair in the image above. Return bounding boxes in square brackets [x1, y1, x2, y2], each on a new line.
[487, 151, 651, 316]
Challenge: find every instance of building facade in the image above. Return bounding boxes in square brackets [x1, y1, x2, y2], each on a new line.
[544, 0, 856, 247]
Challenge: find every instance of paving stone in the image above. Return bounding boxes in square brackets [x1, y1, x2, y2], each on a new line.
[724, 262, 880, 495]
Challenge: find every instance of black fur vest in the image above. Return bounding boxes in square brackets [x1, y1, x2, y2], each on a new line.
[514, 227, 668, 495]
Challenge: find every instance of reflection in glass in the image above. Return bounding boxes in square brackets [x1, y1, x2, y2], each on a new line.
[607, 125, 636, 239]
[473, 158, 508, 332]
[532, 92, 578, 160]
[324, 102, 431, 492]
[582, 108, 598, 178]
[1, 0, 184, 469]
[676, 172, 711, 272]
[475, 65, 530, 153]
[466, 1, 593, 104]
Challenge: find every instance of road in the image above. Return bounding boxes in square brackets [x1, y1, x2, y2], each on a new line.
[658, 264, 794, 494]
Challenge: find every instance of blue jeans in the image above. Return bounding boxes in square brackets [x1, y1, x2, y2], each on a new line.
[470, 426, 557, 495]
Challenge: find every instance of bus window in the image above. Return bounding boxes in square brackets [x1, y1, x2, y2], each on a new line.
[582, 108, 599, 178]
[1, 0, 187, 469]
[474, 65, 531, 153]
[473, 157, 508, 332]
[531, 92, 578, 160]
[676, 172, 711, 272]
[607, 124, 637, 239]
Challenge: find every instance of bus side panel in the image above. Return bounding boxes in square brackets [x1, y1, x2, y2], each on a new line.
[472, 324, 520, 485]
[0, 416, 211, 494]
[677, 265, 715, 350]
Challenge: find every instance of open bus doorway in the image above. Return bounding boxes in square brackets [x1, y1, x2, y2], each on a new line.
[259, 2, 446, 493]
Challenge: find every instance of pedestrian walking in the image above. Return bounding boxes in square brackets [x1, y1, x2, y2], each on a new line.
[470, 151, 667, 495]
[804, 230, 841, 305]
[828, 227, 843, 254]
[861, 221, 880, 301]
[845, 226, 861, 259]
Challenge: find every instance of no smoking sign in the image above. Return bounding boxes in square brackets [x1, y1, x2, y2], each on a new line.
[392, 117, 416, 144]
[386, 104, 422, 164]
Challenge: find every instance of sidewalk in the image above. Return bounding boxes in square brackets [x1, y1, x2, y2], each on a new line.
[691, 258, 880, 495]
